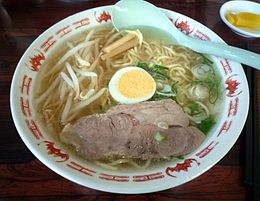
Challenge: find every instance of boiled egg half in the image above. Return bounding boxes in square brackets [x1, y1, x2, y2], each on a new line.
[109, 67, 156, 104]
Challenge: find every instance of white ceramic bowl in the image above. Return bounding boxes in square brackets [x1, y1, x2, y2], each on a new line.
[220, 0, 260, 38]
[10, 5, 249, 194]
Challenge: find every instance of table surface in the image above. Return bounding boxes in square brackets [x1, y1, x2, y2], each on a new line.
[0, 0, 260, 200]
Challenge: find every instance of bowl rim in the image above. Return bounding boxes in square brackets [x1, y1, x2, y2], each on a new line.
[219, 0, 260, 38]
[10, 5, 250, 194]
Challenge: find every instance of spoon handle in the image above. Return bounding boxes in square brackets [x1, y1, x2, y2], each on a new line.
[184, 38, 260, 69]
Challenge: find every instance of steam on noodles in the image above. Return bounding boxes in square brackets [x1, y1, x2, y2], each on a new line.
[34, 26, 222, 170]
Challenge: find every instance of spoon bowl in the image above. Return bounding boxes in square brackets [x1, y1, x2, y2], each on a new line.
[112, 0, 260, 69]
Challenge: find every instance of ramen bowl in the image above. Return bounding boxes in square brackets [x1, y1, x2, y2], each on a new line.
[10, 5, 249, 194]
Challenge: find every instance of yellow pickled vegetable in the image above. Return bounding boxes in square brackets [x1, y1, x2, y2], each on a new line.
[225, 12, 260, 29]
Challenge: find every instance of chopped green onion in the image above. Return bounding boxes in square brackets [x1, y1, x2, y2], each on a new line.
[153, 71, 170, 80]
[192, 72, 221, 104]
[177, 156, 184, 160]
[136, 62, 170, 81]
[99, 105, 105, 113]
[151, 92, 176, 101]
[197, 116, 215, 134]
[184, 102, 201, 116]
[183, 107, 191, 114]
[204, 74, 221, 104]
[137, 62, 149, 69]
[171, 82, 178, 93]
[154, 132, 166, 143]
[153, 64, 169, 71]
[200, 54, 213, 65]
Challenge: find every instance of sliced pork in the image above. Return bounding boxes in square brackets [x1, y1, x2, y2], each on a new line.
[60, 99, 205, 160]
[107, 99, 189, 127]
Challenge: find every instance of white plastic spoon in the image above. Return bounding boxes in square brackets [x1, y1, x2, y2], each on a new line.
[112, 0, 260, 69]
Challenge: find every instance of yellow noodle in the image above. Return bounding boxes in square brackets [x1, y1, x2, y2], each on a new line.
[34, 26, 214, 170]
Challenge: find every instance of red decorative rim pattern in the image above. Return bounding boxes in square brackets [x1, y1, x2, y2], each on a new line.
[10, 6, 249, 194]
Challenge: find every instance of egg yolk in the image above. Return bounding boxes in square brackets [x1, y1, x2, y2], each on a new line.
[118, 70, 155, 99]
